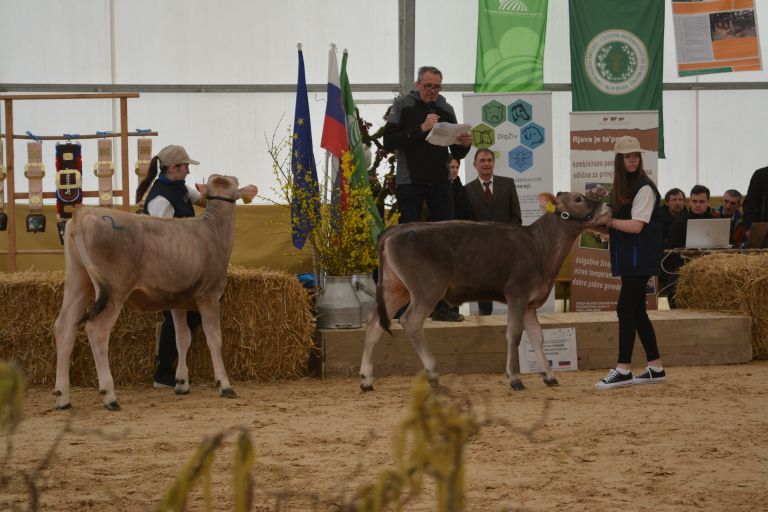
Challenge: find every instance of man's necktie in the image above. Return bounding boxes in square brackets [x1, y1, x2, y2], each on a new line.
[483, 181, 493, 204]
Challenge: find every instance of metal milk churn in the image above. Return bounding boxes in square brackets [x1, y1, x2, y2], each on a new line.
[315, 275, 362, 329]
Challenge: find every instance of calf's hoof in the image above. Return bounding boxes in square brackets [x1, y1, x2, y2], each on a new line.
[510, 379, 526, 391]
[543, 377, 559, 387]
[54, 403, 72, 411]
[104, 401, 120, 411]
[220, 388, 237, 398]
[360, 383, 374, 392]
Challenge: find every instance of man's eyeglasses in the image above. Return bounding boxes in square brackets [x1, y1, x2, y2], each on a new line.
[420, 83, 442, 91]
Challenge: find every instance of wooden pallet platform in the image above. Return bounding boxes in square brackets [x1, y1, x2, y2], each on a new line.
[318, 310, 752, 378]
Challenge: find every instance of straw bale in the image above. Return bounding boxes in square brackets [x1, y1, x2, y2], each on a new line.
[0, 267, 315, 386]
[676, 252, 768, 359]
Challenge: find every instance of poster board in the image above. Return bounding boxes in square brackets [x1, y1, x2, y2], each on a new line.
[569, 111, 659, 312]
[672, 0, 762, 76]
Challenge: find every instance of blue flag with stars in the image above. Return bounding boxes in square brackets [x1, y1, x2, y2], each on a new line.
[290, 46, 320, 250]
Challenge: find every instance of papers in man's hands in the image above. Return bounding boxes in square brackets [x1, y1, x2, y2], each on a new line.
[426, 122, 472, 146]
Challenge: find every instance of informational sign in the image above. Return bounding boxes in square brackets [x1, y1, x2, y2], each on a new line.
[672, 0, 762, 76]
[519, 327, 578, 373]
[462, 92, 553, 225]
[569, 111, 659, 312]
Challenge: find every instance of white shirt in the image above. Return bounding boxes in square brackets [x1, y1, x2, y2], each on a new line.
[481, 179, 493, 194]
[146, 183, 202, 219]
[631, 185, 655, 223]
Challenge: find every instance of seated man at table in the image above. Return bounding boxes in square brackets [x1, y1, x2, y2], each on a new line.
[665, 185, 719, 308]
[716, 189, 745, 246]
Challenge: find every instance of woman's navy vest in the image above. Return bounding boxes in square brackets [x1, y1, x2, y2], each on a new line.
[609, 175, 663, 277]
[142, 179, 195, 218]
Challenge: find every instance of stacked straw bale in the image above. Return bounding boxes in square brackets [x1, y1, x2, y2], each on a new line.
[0, 266, 315, 386]
[676, 252, 768, 359]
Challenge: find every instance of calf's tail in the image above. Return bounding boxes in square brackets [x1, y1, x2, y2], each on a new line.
[70, 216, 110, 325]
[78, 284, 109, 325]
[377, 236, 392, 336]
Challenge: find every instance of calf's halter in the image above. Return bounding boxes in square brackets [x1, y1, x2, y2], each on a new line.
[558, 211, 594, 223]
[206, 195, 236, 203]
[546, 202, 594, 223]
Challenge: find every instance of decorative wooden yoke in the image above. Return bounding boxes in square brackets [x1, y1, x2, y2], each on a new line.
[55, 141, 84, 242]
[134, 138, 152, 210]
[94, 138, 115, 207]
[24, 142, 46, 233]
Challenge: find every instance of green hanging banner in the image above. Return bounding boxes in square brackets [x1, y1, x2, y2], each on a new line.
[474, 0, 548, 92]
[569, 0, 665, 157]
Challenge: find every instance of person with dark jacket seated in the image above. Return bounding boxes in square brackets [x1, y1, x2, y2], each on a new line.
[716, 189, 745, 246]
[665, 184, 718, 308]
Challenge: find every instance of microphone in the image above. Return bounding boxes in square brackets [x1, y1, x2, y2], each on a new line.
[426, 102, 437, 114]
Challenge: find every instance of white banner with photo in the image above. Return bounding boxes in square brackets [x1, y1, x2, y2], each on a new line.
[462, 92, 553, 225]
[569, 111, 659, 312]
[461, 92, 555, 314]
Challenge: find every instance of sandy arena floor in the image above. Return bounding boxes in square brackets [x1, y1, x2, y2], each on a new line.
[3, 361, 768, 511]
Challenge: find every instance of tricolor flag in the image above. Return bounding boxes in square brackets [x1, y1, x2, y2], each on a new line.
[290, 44, 320, 250]
[320, 44, 349, 211]
[339, 50, 384, 240]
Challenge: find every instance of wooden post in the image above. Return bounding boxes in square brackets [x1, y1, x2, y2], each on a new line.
[4, 99, 16, 272]
[119, 96, 130, 210]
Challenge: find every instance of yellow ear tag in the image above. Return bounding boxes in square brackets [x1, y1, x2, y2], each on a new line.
[545, 202, 556, 214]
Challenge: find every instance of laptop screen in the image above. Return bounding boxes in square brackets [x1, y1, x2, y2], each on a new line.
[685, 218, 731, 249]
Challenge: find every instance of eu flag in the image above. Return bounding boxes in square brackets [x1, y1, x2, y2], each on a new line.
[291, 45, 320, 250]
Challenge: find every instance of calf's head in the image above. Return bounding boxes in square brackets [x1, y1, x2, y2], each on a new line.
[196, 174, 258, 203]
[538, 192, 611, 227]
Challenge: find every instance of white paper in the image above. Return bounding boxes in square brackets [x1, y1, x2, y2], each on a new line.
[518, 327, 578, 373]
[426, 122, 472, 146]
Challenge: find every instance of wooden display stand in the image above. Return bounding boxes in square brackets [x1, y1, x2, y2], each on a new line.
[319, 310, 752, 377]
[0, 93, 157, 271]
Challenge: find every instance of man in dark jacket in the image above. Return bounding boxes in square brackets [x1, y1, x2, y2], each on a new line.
[383, 66, 472, 322]
[465, 148, 522, 315]
[384, 65, 472, 224]
[665, 184, 718, 308]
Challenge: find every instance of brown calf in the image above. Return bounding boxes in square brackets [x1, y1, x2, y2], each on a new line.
[359, 192, 611, 391]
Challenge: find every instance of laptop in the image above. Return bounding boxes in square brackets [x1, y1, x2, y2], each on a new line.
[685, 218, 732, 249]
[747, 222, 768, 249]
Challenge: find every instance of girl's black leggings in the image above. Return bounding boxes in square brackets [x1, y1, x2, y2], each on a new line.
[617, 275, 661, 364]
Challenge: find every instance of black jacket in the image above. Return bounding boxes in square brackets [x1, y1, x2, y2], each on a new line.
[609, 176, 663, 277]
[383, 90, 469, 185]
[464, 175, 522, 225]
[743, 166, 768, 228]
[143, 178, 196, 218]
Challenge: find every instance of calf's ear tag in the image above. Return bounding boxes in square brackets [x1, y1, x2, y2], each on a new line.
[545, 202, 556, 214]
[26, 213, 46, 233]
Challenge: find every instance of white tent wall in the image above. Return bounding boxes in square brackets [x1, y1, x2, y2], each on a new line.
[1, 0, 766, 204]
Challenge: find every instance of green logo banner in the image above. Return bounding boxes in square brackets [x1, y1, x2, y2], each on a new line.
[474, 0, 548, 92]
[569, 0, 665, 157]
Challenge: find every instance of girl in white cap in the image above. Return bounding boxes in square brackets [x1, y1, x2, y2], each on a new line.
[596, 136, 666, 389]
[135, 144, 204, 389]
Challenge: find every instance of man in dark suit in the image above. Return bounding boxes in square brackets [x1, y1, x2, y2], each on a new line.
[465, 148, 522, 314]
